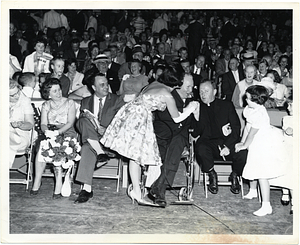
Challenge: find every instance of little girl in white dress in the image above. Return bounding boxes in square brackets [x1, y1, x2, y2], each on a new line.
[235, 85, 286, 216]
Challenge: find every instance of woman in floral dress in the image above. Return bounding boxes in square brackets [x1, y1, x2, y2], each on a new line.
[101, 66, 199, 205]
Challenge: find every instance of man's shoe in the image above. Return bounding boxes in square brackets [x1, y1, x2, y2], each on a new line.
[97, 154, 110, 163]
[208, 169, 218, 194]
[74, 190, 93, 203]
[229, 172, 241, 194]
[155, 197, 167, 208]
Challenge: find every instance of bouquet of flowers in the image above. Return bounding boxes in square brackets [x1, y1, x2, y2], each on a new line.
[40, 130, 81, 169]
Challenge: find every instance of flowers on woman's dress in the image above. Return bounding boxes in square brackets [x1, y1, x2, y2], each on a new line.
[40, 133, 81, 169]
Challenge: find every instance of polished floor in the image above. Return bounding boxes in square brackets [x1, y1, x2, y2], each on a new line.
[6, 161, 297, 244]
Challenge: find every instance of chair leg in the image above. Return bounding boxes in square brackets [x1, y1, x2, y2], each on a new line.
[239, 176, 244, 199]
[257, 183, 262, 203]
[25, 152, 32, 191]
[204, 173, 208, 198]
[116, 159, 123, 193]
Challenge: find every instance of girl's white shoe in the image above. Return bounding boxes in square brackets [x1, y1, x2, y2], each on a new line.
[253, 203, 272, 216]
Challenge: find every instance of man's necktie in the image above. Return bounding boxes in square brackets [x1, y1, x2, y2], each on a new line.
[98, 98, 103, 122]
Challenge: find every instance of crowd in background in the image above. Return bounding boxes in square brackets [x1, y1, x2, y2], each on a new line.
[9, 9, 294, 214]
[10, 9, 292, 78]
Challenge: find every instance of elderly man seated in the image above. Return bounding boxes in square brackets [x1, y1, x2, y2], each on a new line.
[9, 79, 34, 167]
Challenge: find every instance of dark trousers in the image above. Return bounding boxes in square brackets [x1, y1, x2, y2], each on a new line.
[195, 138, 247, 176]
[75, 117, 99, 186]
[154, 132, 188, 194]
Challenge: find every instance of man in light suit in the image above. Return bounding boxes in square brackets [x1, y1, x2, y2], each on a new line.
[215, 49, 231, 80]
[74, 71, 125, 203]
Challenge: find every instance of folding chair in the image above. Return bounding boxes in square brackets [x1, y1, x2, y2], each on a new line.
[93, 156, 124, 192]
[9, 102, 42, 190]
[201, 160, 244, 198]
[9, 129, 34, 190]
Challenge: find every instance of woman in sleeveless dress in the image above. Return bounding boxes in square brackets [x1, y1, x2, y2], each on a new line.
[101, 65, 199, 206]
[31, 78, 77, 199]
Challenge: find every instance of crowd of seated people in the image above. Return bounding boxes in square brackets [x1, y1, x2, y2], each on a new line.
[9, 9, 294, 215]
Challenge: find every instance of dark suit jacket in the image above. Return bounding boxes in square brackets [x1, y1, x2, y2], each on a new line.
[80, 93, 125, 128]
[106, 69, 121, 94]
[192, 99, 241, 151]
[109, 61, 121, 75]
[154, 89, 192, 138]
[190, 65, 208, 100]
[221, 69, 245, 101]
[50, 40, 70, 57]
[154, 89, 192, 161]
[63, 48, 87, 72]
[185, 21, 205, 62]
[220, 21, 236, 47]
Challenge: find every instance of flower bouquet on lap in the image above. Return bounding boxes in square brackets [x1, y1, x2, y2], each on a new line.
[40, 130, 81, 196]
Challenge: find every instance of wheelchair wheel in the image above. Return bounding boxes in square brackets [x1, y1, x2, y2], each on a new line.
[178, 187, 188, 201]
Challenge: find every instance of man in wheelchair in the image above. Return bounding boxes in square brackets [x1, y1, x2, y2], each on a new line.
[150, 74, 197, 207]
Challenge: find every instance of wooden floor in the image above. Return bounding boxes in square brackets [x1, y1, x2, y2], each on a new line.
[5, 161, 297, 244]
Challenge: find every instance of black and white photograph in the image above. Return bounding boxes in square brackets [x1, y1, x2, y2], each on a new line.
[1, 1, 299, 244]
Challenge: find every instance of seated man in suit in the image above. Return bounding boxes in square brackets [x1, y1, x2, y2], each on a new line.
[93, 54, 120, 94]
[63, 38, 87, 72]
[192, 80, 247, 195]
[50, 31, 69, 58]
[172, 47, 188, 64]
[150, 74, 199, 207]
[74, 71, 125, 203]
[103, 48, 121, 75]
[190, 54, 208, 100]
[221, 57, 245, 101]
[215, 48, 231, 81]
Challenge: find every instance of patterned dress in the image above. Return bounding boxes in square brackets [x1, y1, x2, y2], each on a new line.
[100, 93, 166, 167]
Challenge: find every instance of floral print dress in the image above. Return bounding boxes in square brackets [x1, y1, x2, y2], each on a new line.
[100, 93, 166, 167]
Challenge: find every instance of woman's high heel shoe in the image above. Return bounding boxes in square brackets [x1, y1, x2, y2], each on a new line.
[127, 189, 159, 207]
[30, 183, 42, 196]
[52, 193, 62, 199]
[30, 189, 39, 196]
[281, 193, 290, 206]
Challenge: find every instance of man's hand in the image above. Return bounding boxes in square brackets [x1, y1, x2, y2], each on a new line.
[220, 145, 230, 157]
[97, 125, 106, 136]
[192, 102, 200, 121]
[222, 123, 232, 136]
[81, 111, 94, 120]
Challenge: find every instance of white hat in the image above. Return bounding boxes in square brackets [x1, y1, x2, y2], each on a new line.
[93, 54, 109, 63]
